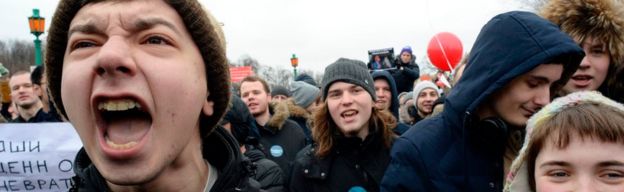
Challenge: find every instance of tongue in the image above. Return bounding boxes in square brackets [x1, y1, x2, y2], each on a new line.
[106, 116, 151, 144]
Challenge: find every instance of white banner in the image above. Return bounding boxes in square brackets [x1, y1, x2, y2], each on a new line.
[0, 123, 82, 192]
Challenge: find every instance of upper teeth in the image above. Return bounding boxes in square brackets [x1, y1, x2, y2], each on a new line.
[343, 111, 356, 116]
[98, 99, 141, 111]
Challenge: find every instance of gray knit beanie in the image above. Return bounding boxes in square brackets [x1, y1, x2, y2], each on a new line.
[271, 85, 290, 97]
[412, 80, 439, 107]
[321, 58, 376, 101]
[289, 81, 320, 108]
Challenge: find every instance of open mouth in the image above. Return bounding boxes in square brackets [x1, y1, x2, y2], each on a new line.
[97, 98, 152, 150]
[341, 110, 358, 120]
[571, 75, 592, 86]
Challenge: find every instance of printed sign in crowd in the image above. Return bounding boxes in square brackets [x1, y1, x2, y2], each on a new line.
[0, 123, 81, 192]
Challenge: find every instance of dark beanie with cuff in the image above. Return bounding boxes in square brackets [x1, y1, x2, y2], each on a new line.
[321, 58, 376, 101]
[271, 85, 290, 98]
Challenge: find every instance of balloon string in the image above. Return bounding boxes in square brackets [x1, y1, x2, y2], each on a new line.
[434, 35, 455, 72]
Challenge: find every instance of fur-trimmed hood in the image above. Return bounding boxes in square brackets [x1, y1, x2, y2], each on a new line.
[284, 99, 310, 119]
[540, 0, 624, 66]
[266, 101, 291, 131]
[540, 0, 624, 100]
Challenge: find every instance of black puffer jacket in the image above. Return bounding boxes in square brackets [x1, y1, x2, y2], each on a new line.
[69, 127, 260, 192]
[258, 102, 307, 186]
[245, 146, 285, 192]
[289, 131, 391, 192]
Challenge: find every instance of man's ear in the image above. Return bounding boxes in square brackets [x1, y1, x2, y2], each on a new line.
[202, 98, 214, 117]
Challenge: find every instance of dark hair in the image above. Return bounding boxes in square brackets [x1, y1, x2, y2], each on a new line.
[30, 66, 44, 86]
[240, 76, 271, 94]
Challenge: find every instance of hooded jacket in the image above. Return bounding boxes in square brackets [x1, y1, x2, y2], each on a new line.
[258, 101, 307, 186]
[390, 54, 420, 93]
[381, 11, 584, 192]
[70, 127, 260, 192]
[371, 70, 410, 135]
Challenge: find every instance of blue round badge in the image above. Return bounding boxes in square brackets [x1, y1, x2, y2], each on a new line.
[270, 145, 284, 157]
[348, 186, 367, 192]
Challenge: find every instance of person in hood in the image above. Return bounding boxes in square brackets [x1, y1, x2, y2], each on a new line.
[221, 95, 284, 192]
[540, 0, 624, 102]
[240, 75, 307, 186]
[287, 81, 321, 145]
[380, 11, 584, 191]
[504, 91, 624, 192]
[372, 70, 410, 135]
[45, 0, 259, 191]
[390, 46, 420, 93]
[290, 58, 397, 192]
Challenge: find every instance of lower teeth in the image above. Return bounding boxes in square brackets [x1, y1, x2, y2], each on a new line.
[106, 138, 138, 149]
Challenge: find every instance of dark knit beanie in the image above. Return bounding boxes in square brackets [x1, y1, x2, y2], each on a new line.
[321, 58, 376, 101]
[271, 85, 290, 97]
[294, 73, 318, 87]
[45, 0, 230, 137]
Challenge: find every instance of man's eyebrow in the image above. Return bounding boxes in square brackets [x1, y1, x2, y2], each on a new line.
[528, 75, 551, 84]
[68, 21, 105, 37]
[597, 161, 624, 167]
[133, 18, 180, 34]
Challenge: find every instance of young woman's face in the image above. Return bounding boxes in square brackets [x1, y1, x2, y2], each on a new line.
[535, 135, 624, 192]
[562, 37, 611, 94]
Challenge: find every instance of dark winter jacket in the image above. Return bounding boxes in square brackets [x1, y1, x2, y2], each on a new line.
[259, 102, 307, 186]
[381, 11, 584, 192]
[285, 99, 313, 145]
[390, 54, 420, 93]
[11, 108, 62, 123]
[245, 145, 285, 192]
[69, 127, 260, 192]
[222, 95, 261, 146]
[371, 70, 410, 136]
[290, 131, 391, 192]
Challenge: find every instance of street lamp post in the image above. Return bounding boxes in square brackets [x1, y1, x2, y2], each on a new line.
[290, 54, 298, 77]
[28, 9, 45, 66]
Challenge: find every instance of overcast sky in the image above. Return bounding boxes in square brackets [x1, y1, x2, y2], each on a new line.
[0, 0, 527, 74]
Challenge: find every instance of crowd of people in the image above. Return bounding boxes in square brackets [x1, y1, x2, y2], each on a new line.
[2, 0, 624, 191]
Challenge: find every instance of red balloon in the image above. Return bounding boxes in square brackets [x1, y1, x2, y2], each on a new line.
[427, 32, 463, 71]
